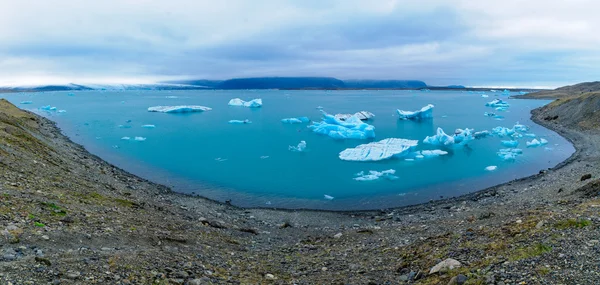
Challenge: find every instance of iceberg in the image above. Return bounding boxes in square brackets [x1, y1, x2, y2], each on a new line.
[513, 122, 529, 132]
[526, 138, 548, 147]
[354, 169, 399, 181]
[289, 141, 307, 152]
[228, 98, 262, 108]
[121, 136, 131, 140]
[281, 117, 310, 124]
[485, 165, 498, 171]
[491, 126, 515, 137]
[420, 150, 449, 157]
[423, 127, 474, 147]
[40, 105, 57, 111]
[57, 110, 67, 113]
[324, 194, 334, 200]
[474, 130, 490, 139]
[485, 99, 510, 108]
[335, 111, 375, 121]
[484, 112, 496, 117]
[397, 104, 434, 120]
[20, 101, 33, 104]
[228, 119, 252, 124]
[497, 148, 523, 161]
[148, 105, 212, 113]
[141, 124, 156, 128]
[481, 94, 489, 98]
[67, 92, 75, 96]
[501, 140, 519, 147]
[308, 111, 376, 140]
[134, 137, 146, 141]
[524, 133, 536, 138]
[118, 125, 131, 129]
[339, 138, 418, 161]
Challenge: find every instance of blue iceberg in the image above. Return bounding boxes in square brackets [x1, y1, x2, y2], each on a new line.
[289, 140, 307, 152]
[281, 117, 310, 124]
[338, 138, 418, 162]
[397, 104, 434, 120]
[526, 138, 548, 147]
[513, 122, 529, 132]
[497, 148, 523, 161]
[492, 126, 516, 137]
[354, 169, 398, 181]
[148, 105, 212, 113]
[228, 98, 262, 108]
[20, 101, 33, 104]
[40, 105, 57, 111]
[308, 111, 376, 140]
[423, 127, 474, 147]
[228, 119, 252, 124]
[486, 99, 510, 108]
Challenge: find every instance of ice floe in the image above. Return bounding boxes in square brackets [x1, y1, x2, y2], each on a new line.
[121, 137, 131, 140]
[526, 138, 548, 147]
[281, 117, 310, 124]
[228, 119, 252, 124]
[486, 99, 510, 108]
[40, 105, 57, 111]
[148, 105, 212, 113]
[423, 127, 474, 147]
[20, 101, 33, 104]
[308, 111, 376, 140]
[497, 148, 523, 161]
[492, 126, 516, 137]
[134, 137, 146, 141]
[501, 140, 519, 147]
[354, 169, 399, 181]
[397, 104, 434, 120]
[339, 138, 418, 161]
[228, 98, 262, 108]
[335, 111, 375, 121]
[142, 124, 156, 128]
[513, 122, 529, 132]
[289, 141, 307, 152]
[485, 166, 498, 171]
[418, 150, 449, 158]
[324, 194, 334, 200]
[474, 130, 491, 139]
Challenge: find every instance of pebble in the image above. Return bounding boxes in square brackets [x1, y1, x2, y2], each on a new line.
[265, 273, 276, 280]
[66, 271, 80, 279]
[430, 258, 462, 274]
[41, 235, 50, 240]
[333, 233, 343, 239]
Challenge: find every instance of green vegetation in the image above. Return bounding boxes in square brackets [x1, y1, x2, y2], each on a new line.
[34, 222, 46, 227]
[554, 218, 592, 229]
[509, 243, 552, 261]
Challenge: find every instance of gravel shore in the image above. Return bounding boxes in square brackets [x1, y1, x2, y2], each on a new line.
[0, 96, 599, 285]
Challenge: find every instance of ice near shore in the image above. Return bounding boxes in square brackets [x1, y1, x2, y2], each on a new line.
[335, 111, 375, 121]
[148, 106, 212, 113]
[354, 169, 399, 181]
[228, 98, 263, 108]
[397, 104, 434, 120]
[289, 141, 307, 152]
[339, 138, 418, 161]
[527, 138, 548, 147]
[281, 117, 310, 124]
[423, 127, 474, 147]
[485, 99, 510, 108]
[308, 111, 375, 140]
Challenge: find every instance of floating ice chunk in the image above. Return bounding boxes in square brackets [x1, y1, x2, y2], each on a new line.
[492, 126, 515, 137]
[405, 158, 415, 162]
[423, 127, 473, 147]
[228, 98, 262, 108]
[354, 169, 398, 181]
[519, 91, 529, 95]
[289, 141, 307, 152]
[495, 107, 508, 111]
[316, 106, 324, 110]
[308, 111, 375, 140]
[281, 117, 310, 124]
[20, 101, 33, 104]
[397, 104, 434, 120]
[481, 94, 489, 98]
[502, 89, 511, 95]
[484, 112, 496, 117]
[134, 136, 146, 141]
[485, 165, 498, 171]
[335, 111, 375, 121]
[497, 148, 522, 161]
[40, 105, 57, 111]
[118, 125, 131, 129]
[526, 138, 548, 147]
[339, 138, 418, 161]
[324, 194, 334, 200]
[260, 156, 270, 159]
[486, 99, 510, 108]
[165, 96, 178, 98]
[142, 124, 156, 128]
[513, 122, 529, 132]
[420, 150, 449, 157]
[501, 140, 519, 147]
[67, 92, 75, 96]
[148, 105, 212, 113]
[57, 110, 66, 113]
[228, 119, 252, 124]
[524, 133, 536, 138]
[121, 137, 131, 140]
[474, 130, 490, 139]
[215, 157, 228, 162]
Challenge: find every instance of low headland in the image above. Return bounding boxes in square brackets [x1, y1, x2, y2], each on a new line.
[1, 83, 599, 284]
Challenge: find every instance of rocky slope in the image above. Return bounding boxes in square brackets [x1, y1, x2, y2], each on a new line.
[0, 95, 599, 284]
[518, 81, 600, 99]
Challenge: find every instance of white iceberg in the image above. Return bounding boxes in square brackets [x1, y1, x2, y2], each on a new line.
[481, 94, 489, 98]
[228, 98, 262, 108]
[324, 194, 334, 200]
[497, 148, 523, 161]
[281, 117, 310, 124]
[289, 141, 307, 152]
[57, 110, 67, 113]
[354, 169, 398, 181]
[121, 136, 131, 140]
[228, 119, 252, 124]
[20, 101, 33, 104]
[335, 111, 375, 121]
[486, 99, 510, 108]
[474, 130, 490, 139]
[134, 136, 146, 141]
[148, 105, 212, 113]
[142, 124, 156, 128]
[397, 104, 434, 120]
[420, 150, 449, 157]
[501, 140, 519, 147]
[423, 127, 474, 147]
[485, 165, 498, 171]
[339, 138, 418, 161]
[491, 126, 516, 137]
[118, 125, 131, 129]
[513, 122, 529, 132]
[40, 105, 57, 111]
[308, 111, 376, 140]
[526, 138, 548, 147]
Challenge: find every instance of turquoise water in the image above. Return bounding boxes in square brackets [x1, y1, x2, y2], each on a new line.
[3, 90, 574, 210]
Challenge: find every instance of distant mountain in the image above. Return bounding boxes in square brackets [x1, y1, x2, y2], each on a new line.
[217, 77, 346, 89]
[0, 83, 208, 92]
[343, 80, 427, 89]
[161, 80, 223, 88]
[519, 81, 600, 99]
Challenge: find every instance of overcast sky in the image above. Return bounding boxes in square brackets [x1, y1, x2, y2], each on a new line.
[1, 0, 599, 87]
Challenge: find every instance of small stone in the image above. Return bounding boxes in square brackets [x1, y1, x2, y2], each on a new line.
[581, 174, 592, 181]
[174, 271, 188, 279]
[516, 219, 523, 224]
[456, 274, 468, 284]
[333, 233, 343, 239]
[265, 273, 276, 280]
[535, 220, 545, 229]
[188, 279, 203, 285]
[321, 267, 328, 271]
[429, 258, 462, 274]
[2, 254, 16, 261]
[399, 275, 408, 281]
[66, 271, 80, 279]
[41, 235, 50, 240]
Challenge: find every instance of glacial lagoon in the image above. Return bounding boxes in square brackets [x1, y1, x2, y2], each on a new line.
[4, 90, 574, 210]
